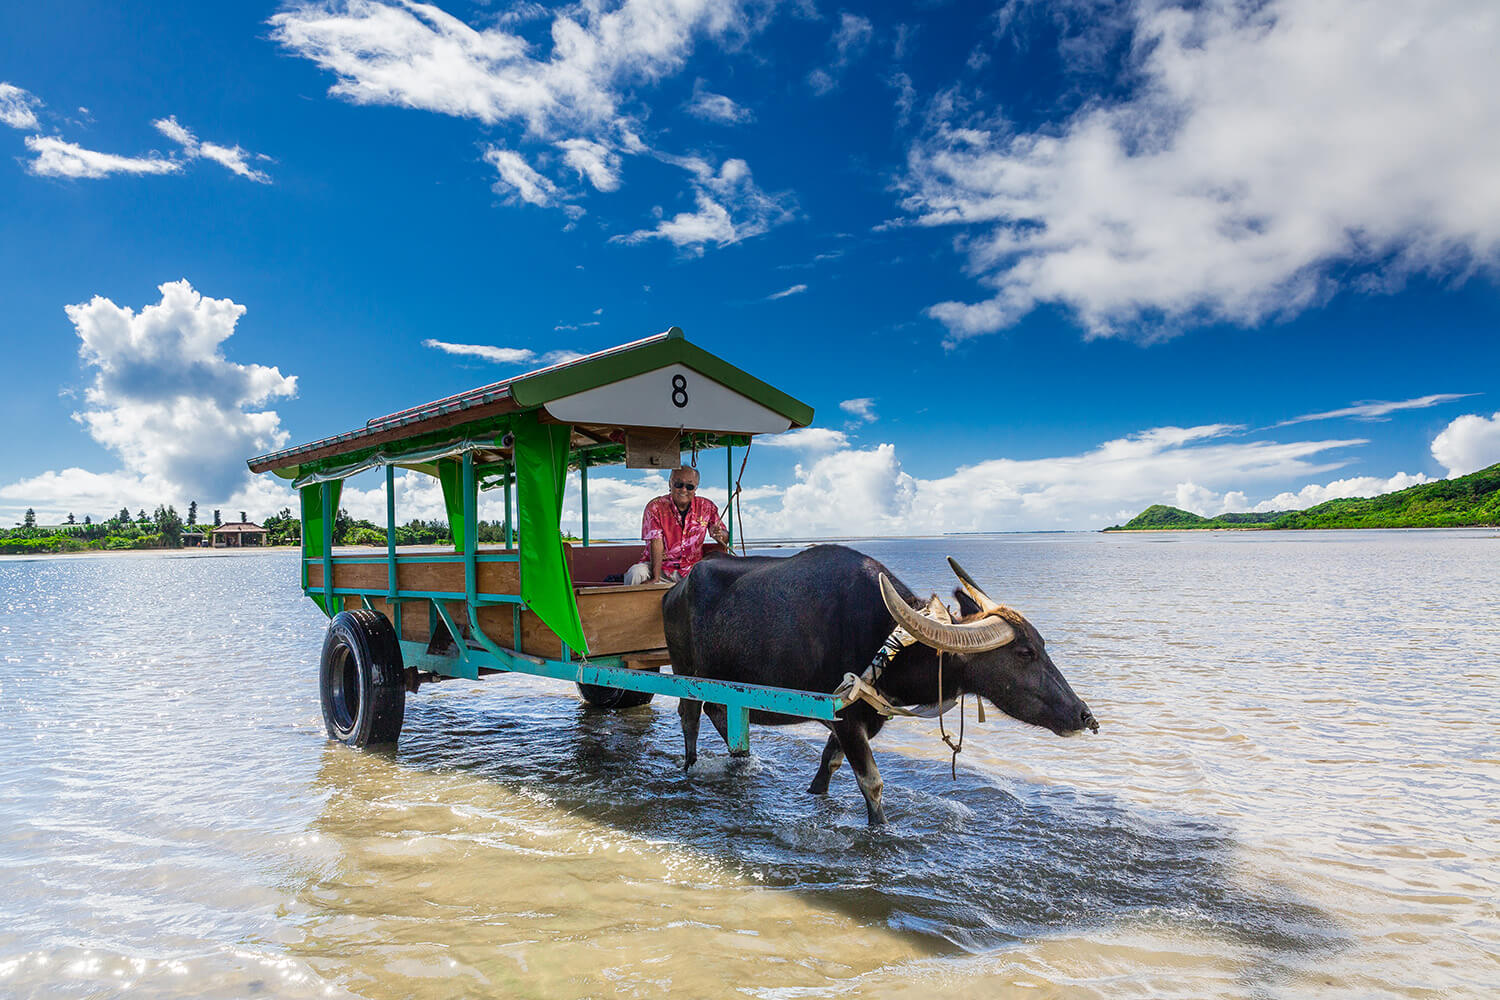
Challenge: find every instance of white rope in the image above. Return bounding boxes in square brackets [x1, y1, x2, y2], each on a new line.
[831, 612, 990, 778]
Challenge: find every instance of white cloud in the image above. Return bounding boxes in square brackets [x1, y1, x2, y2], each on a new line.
[153, 116, 272, 183]
[270, 0, 774, 227]
[0, 82, 42, 130]
[1246, 472, 1432, 513]
[726, 424, 1369, 536]
[558, 137, 622, 191]
[840, 397, 877, 422]
[832, 12, 874, 60]
[0, 281, 297, 522]
[616, 156, 792, 251]
[1431, 411, 1500, 477]
[808, 12, 873, 95]
[758, 427, 849, 451]
[1277, 393, 1477, 427]
[905, 0, 1500, 342]
[422, 339, 582, 366]
[484, 146, 561, 206]
[23, 135, 180, 179]
[1170, 472, 1434, 516]
[685, 80, 752, 124]
[767, 283, 806, 300]
[270, 0, 755, 134]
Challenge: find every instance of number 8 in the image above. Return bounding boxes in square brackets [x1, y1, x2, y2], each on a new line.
[671, 373, 689, 408]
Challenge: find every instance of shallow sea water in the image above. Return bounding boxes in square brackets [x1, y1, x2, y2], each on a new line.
[0, 530, 1496, 998]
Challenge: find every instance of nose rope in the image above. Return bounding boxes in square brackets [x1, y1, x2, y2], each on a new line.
[935, 652, 965, 779]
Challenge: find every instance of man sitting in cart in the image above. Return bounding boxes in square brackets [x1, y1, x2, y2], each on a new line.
[624, 465, 731, 585]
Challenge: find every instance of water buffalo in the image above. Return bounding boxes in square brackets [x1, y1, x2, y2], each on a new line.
[662, 544, 1097, 825]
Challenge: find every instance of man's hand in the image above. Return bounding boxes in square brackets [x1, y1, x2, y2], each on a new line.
[709, 522, 730, 546]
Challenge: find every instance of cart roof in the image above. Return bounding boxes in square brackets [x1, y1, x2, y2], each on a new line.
[247, 327, 814, 480]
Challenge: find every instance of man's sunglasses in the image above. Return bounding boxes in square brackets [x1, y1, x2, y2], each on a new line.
[671, 481, 697, 490]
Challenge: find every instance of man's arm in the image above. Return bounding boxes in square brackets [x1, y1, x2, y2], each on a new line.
[707, 501, 730, 546]
[648, 537, 665, 581]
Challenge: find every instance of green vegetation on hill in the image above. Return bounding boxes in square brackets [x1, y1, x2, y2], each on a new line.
[1106, 462, 1500, 531]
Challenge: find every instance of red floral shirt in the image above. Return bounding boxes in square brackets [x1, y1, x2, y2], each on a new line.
[640, 494, 723, 576]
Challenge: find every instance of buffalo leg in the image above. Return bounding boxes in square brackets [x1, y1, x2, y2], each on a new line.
[679, 698, 703, 769]
[835, 724, 887, 826]
[807, 732, 845, 794]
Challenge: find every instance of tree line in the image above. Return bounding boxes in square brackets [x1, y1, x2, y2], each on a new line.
[2, 503, 517, 554]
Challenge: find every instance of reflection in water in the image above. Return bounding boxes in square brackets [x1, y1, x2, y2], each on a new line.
[288, 689, 1340, 998]
[1, 534, 1497, 998]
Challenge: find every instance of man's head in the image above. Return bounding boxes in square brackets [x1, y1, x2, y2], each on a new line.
[669, 466, 700, 510]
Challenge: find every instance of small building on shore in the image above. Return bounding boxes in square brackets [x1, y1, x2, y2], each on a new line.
[212, 522, 266, 548]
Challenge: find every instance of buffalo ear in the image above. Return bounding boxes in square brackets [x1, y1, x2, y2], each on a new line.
[952, 587, 982, 619]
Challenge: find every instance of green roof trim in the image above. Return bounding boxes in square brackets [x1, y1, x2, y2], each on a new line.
[510, 328, 814, 428]
[248, 329, 812, 478]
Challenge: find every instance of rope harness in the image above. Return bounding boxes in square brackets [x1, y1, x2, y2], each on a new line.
[832, 610, 987, 779]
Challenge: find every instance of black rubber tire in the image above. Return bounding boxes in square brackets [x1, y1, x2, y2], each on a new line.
[576, 674, 656, 709]
[320, 609, 406, 747]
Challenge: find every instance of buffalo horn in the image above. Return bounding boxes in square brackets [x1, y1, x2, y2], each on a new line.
[947, 556, 1005, 615]
[879, 574, 1016, 653]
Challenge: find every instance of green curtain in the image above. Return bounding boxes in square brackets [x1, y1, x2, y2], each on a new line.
[511, 413, 588, 655]
[300, 480, 342, 616]
[436, 458, 465, 551]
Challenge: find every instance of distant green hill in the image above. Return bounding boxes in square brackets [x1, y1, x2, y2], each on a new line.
[1105, 462, 1500, 531]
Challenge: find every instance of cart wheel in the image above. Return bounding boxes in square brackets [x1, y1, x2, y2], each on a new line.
[320, 609, 406, 747]
[577, 673, 656, 710]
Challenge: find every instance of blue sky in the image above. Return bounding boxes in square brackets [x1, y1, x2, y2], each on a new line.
[2, 0, 1498, 537]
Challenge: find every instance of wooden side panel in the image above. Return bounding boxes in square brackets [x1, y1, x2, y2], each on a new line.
[577, 586, 667, 656]
[331, 561, 386, 591]
[310, 550, 664, 658]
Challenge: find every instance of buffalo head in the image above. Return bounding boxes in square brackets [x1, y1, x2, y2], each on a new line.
[879, 558, 1098, 737]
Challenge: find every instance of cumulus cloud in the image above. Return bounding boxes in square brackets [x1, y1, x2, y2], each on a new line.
[270, 0, 777, 235]
[685, 80, 752, 124]
[0, 281, 297, 523]
[0, 82, 42, 130]
[1246, 473, 1432, 513]
[616, 155, 793, 251]
[717, 423, 1373, 535]
[24, 135, 180, 179]
[270, 0, 755, 134]
[1172, 471, 1432, 516]
[1431, 411, 1500, 477]
[423, 339, 583, 366]
[905, 0, 1500, 342]
[152, 116, 271, 183]
[1276, 393, 1477, 427]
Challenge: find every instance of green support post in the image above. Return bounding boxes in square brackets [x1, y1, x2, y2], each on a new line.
[580, 460, 590, 547]
[322, 484, 334, 615]
[725, 445, 734, 547]
[386, 464, 400, 636]
[503, 461, 514, 548]
[463, 451, 477, 609]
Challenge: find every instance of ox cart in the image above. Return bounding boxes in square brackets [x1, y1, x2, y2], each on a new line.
[248, 327, 852, 752]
